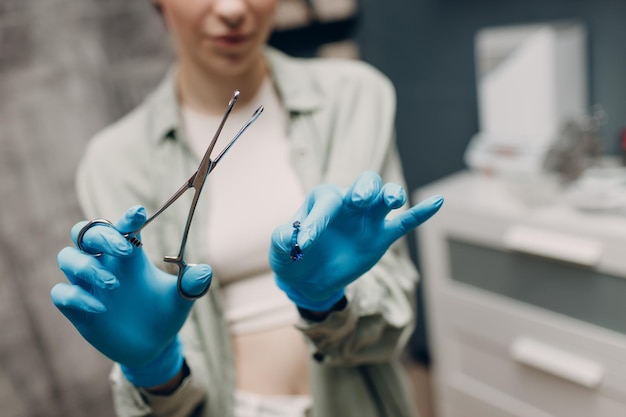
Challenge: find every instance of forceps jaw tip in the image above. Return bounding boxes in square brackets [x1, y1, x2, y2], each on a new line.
[229, 90, 240, 106]
[253, 105, 264, 117]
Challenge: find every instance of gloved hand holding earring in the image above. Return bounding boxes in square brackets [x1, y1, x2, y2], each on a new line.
[51, 205, 212, 388]
[270, 170, 443, 312]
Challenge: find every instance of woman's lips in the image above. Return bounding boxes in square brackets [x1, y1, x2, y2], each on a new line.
[209, 34, 250, 48]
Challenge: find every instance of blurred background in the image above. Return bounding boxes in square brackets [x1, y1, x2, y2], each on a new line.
[1, 0, 624, 416]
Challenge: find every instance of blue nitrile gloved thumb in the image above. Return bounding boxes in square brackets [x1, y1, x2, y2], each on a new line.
[270, 171, 443, 311]
[52, 205, 212, 387]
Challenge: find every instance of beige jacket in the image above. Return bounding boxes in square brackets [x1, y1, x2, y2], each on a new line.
[76, 47, 420, 417]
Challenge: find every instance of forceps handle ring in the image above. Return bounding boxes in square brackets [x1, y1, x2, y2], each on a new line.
[164, 257, 206, 300]
[76, 219, 115, 257]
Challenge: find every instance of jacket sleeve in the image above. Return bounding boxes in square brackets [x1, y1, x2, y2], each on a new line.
[108, 317, 212, 417]
[109, 365, 206, 417]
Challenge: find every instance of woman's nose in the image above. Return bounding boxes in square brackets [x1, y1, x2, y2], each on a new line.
[213, 0, 247, 28]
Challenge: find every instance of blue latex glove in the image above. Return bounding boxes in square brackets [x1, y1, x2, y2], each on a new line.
[51, 205, 212, 387]
[270, 171, 443, 311]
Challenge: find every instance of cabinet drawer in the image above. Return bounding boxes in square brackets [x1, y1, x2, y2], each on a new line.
[448, 238, 626, 335]
[445, 373, 555, 417]
[450, 336, 626, 417]
[442, 287, 626, 415]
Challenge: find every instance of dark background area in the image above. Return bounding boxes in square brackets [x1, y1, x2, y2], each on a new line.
[0, 0, 624, 415]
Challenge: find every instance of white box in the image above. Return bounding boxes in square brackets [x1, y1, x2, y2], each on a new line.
[465, 21, 588, 175]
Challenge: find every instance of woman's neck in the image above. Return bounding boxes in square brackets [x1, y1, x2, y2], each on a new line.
[177, 55, 268, 116]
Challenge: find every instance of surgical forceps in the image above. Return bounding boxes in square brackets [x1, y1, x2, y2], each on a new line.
[77, 90, 263, 299]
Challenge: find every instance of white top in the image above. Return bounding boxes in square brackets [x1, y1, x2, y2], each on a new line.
[182, 79, 305, 334]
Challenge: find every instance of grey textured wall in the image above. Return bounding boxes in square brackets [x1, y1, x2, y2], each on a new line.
[0, 1, 173, 416]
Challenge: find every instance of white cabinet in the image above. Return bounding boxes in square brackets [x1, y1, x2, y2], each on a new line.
[415, 171, 626, 417]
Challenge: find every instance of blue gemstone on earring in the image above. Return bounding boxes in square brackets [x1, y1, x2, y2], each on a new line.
[290, 221, 303, 261]
[290, 244, 304, 261]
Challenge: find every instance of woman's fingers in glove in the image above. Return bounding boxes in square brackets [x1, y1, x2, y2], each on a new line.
[270, 183, 343, 261]
[114, 205, 147, 234]
[70, 205, 146, 257]
[385, 195, 444, 241]
[345, 171, 407, 217]
[71, 220, 133, 257]
[345, 171, 383, 209]
[51, 282, 107, 318]
[57, 246, 120, 289]
[286, 172, 409, 250]
[290, 184, 343, 250]
[365, 182, 409, 221]
[177, 264, 213, 303]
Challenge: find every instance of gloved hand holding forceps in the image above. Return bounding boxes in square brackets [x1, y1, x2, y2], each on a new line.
[54, 205, 211, 388]
[52, 91, 263, 389]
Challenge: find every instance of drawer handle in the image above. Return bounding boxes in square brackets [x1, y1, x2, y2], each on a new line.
[510, 337, 604, 388]
[504, 225, 602, 267]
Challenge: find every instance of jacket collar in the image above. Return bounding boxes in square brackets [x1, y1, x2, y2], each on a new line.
[265, 47, 323, 113]
[147, 46, 323, 145]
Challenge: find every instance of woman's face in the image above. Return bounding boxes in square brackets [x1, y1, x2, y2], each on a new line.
[154, 0, 277, 78]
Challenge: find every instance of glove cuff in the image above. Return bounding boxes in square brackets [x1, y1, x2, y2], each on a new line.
[120, 336, 184, 388]
[275, 278, 345, 312]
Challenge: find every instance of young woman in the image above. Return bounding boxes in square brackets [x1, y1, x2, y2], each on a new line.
[52, 1, 443, 416]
